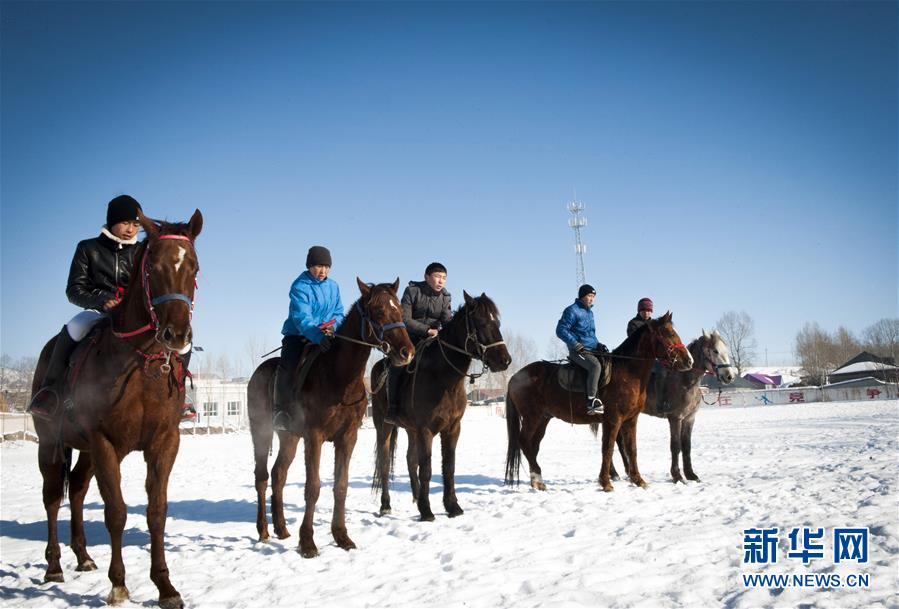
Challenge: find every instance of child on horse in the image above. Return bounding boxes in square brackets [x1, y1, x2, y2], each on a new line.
[626, 296, 670, 412]
[555, 284, 609, 416]
[384, 261, 452, 424]
[272, 245, 344, 431]
[28, 195, 153, 419]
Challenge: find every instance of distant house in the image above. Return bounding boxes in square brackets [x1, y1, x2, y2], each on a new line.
[828, 354, 899, 384]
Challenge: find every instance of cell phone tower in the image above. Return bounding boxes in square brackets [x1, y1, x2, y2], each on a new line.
[568, 199, 587, 286]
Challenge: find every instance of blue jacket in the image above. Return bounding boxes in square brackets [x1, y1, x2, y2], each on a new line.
[555, 299, 599, 351]
[281, 271, 345, 344]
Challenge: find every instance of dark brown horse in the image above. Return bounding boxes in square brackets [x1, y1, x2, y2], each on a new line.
[31, 210, 202, 608]
[371, 291, 511, 521]
[248, 278, 414, 557]
[505, 312, 693, 492]
[616, 330, 736, 483]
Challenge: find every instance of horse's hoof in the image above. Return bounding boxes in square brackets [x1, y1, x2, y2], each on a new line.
[601, 483, 614, 492]
[107, 585, 130, 605]
[44, 571, 64, 583]
[76, 559, 97, 572]
[159, 594, 184, 609]
[258, 532, 270, 543]
[447, 506, 464, 518]
[300, 547, 319, 558]
[275, 530, 291, 540]
[337, 540, 357, 551]
[378, 507, 392, 517]
[420, 512, 436, 522]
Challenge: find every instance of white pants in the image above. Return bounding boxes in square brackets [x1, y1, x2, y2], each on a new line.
[66, 310, 106, 341]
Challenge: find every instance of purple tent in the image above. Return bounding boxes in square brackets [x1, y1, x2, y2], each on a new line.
[744, 373, 778, 386]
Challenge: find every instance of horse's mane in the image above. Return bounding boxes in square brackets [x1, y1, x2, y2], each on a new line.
[449, 294, 500, 324]
[612, 322, 649, 356]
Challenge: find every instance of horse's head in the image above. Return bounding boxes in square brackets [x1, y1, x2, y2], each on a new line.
[699, 329, 737, 383]
[356, 277, 414, 367]
[460, 291, 511, 372]
[137, 209, 203, 353]
[647, 312, 693, 372]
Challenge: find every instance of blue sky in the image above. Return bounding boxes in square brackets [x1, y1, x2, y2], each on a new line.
[2, 1, 896, 371]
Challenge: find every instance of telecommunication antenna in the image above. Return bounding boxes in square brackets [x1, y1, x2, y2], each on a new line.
[567, 199, 587, 286]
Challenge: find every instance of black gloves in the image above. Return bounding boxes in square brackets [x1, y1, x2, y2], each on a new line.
[574, 342, 585, 353]
[596, 343, 610, 354]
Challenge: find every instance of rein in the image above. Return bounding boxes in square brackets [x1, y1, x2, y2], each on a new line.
[437, 304, 505, 382]
[335, 299, 406, 354]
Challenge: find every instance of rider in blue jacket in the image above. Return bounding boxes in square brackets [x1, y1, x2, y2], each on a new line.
[273, 245, 345, 431]
[556, 284, 608, 415]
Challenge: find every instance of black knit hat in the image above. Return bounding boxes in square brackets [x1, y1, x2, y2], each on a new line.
[425, 262, 447, 276]
[306, 245, 332, 268]
[578, 284, 596, 299]
[106, 195, 142, 227]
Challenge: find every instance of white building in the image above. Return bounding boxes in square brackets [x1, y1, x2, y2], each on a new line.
[186, 375, 249, 431]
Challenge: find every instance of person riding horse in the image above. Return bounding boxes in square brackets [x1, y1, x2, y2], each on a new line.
[272, 245, 344, 431]
[384, 261, 452, 425]
[627, 297, 670, 413]
[555, 284, 609, 416]
[27, 195, 196, 419]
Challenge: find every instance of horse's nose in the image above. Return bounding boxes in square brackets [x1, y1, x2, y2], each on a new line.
[162, 326, 175, 342]
[399, 346, 410, 360]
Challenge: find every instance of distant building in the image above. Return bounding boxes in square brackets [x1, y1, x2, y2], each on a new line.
[828, 353, 899, 384]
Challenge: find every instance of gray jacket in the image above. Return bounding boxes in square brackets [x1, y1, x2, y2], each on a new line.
[401, 280, 452, 342]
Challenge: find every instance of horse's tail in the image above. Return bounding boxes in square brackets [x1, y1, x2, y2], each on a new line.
[62, 446, 73, 498]
[372, 423, 398, 494]
[504, 384, 522, 486]
[248, 359, 278, 485]
[588, 422, 600, 438]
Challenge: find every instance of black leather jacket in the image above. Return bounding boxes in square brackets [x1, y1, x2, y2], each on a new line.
[66, 230, 141, 310]
[627, 315, 649, 337]
[401, 280, 453, 343]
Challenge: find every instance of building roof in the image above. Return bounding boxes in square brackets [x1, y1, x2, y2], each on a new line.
[831, 361, 899, 375]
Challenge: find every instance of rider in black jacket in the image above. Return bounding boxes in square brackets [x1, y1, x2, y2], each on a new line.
[384, 262, 453, 424]
[28, 195, 144, 419]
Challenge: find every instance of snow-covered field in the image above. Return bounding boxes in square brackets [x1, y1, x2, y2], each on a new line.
[1, 400, 896, 608]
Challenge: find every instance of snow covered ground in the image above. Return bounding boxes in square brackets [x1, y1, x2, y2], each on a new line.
[1, 400, 896, 608]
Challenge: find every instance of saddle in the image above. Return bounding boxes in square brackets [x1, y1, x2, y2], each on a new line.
[556, 355, 612, 394]
[272, 343, 321, 412]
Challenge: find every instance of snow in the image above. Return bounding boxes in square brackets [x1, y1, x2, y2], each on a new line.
[1, 400, 897, 608]
[832, 361, 899, 374]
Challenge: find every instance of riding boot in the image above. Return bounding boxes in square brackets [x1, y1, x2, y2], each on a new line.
[272, 366, 293, 432]
[384, 367, 403, 425]
[27, 326, 78, 420]
[654, 368, 670, 413]
[586, 395, 604, 416]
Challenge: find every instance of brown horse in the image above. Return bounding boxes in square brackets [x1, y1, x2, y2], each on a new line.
[505, 312, 693, 492]
[371, 291, 511, 521]
[248, 278, 414, 558]
[616, 330, 736, 483]
[31, 210, 202, 608]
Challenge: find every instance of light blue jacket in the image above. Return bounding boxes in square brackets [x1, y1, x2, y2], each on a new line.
[281, 271, 345, 344]
[555, 299, 599, 351]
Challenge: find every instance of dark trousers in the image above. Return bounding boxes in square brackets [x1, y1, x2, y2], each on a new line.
[569, 348, 602, 398]
[274, 335, 306, 413]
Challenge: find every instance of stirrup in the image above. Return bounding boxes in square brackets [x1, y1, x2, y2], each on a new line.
[272, 410, 292, 432]
[27, 386, 61, 421]
[586, 397, 604, 416]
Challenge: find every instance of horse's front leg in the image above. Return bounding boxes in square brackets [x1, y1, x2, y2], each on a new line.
[299, 432, 323, 558]
[271, 432, 300, 539]
[91, 437, 130, 605]
[681, 417, 700, 481]
[598, 419, 622, 492]
[69, 450, 98, 572]
[144, 432, 183, 609]
[440, 420, 463, 518]
[374, 422, 394, 516]
[620, 418, 647, 488]
[38, 441, 65, 583]
[668, 417, 685, 483]
[331, 427, 358, 551]
[415, 429, 436, 521]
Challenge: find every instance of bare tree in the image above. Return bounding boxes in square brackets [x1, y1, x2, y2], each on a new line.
[244, 336, 267, 378]
[794, 322, 835, 385]
[714, 311, 757, 375]
[489, 332, 537, 395]
[863, 318, 899, 362]
[545, 335, 567, 360]
[832, 326, 861, 367]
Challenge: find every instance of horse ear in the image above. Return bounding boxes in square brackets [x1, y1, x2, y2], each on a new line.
[391, 277, 400, 293]
[188, 209, 203, 239]
[702, 328, 710, 340]
[463, 290, 475, 306]
[356, 277, 371, 297]
[662, 311, 673, 322]
[138, 210, 159, 239]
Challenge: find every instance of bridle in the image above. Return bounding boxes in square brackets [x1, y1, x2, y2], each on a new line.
[335, 293, 406, 355]
[648, 322, 687, 368]
[699, 337, 736, 381]
[437, 304, 506, 380]
[110, 233, 198, 381]
[112, 234, 197, 341]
